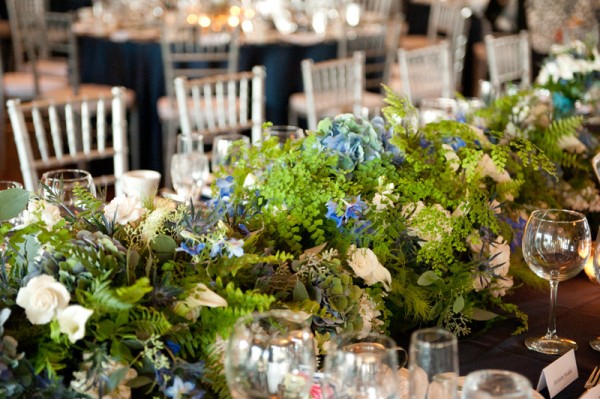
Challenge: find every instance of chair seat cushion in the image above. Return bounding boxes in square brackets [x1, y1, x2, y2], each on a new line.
[4, 72, 68, 99]
[289, 91, 386, 119]
[24, 59, 69, 77]
[400, 35, 438, 50]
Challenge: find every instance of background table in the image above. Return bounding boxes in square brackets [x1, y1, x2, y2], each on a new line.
[78, 35, 337, 172]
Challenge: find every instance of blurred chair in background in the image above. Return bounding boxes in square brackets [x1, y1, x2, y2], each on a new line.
[484, 30, 531, 95]
[7, 86, 129, 196]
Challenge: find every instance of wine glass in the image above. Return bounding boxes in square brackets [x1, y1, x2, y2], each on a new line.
[211, 133, 250, 173]
[322, 331, 407, 399]
[0, 181, 23, 191]
[266, 126, 305, 145]
[461, 370, 532, 399]
[39, 169, 96, 214]
[224, 310, 316, 399]
[170, 152, 209, 202]
[408, 328, 459, 399]
[590, 231, 600, 352]
[522, 209, 591, 355]
[177, 133, 204, 154]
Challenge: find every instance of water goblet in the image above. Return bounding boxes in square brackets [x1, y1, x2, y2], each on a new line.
[211, 133, 250, 173]
[39, 169, 96, 215]
[409, 328, 459, 399]
[461, 370, 532, 399]
[170, 152, 209, 202]
[322, 331, 407, 399]
[522, 209, 591, 355]
[224, 310, 316, 399]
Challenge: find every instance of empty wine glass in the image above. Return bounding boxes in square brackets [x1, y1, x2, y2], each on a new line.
[177, 133, 204, 154]
[170, 152, 209, 202]
[590, 230, 600, 352]
[40, 169, 96, 214]
[267, 125, 305, 145]
[409, 328, 459, 399]
[0, 181, 23, 191]
[211, 133, 250, 173]
[322, 331, 407, 399]
[461, 370, 532, 399]
[522, 209, 591, 355]
[225, 310, 316, 399]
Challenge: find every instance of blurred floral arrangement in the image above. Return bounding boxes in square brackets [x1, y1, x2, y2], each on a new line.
[535, 40, 600, 118]
[0, 90, 560, 398]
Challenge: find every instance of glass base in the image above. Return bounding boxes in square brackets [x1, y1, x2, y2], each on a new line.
[525, 336, 577, 355]
[590, 338, 600, 352]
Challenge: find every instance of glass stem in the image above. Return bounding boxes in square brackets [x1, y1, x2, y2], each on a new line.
[545, 280, 559, 339]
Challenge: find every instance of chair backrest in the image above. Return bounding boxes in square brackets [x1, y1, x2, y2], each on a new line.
[174, 66, 266, 145]
[339, 15, 403, 93]
[397, 40, 453, 105]
[9, 0, 78, 97]
[301, 51, 365, 131]
[161, 22, 241, 103]
[354, 0, 393, 22]
[485, 31, 531, 94]
[426, 1, 471, 91]
[6, 0, 45, 72]
[7, 86, 129, 195]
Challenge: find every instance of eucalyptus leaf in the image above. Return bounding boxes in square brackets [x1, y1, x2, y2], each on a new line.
[293, 280, 309, 302]
[417, 271, 442, 286]
[452, 295, 465, 313]
[107, 367, 129, 392]
[471, 308, 498, 321]
[126, 376, 154, 388]
[0, 188, 29, 221]
[151, 235, 177, 253]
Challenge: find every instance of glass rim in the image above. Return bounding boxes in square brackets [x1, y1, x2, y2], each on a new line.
[530, 208, 587, 223]
[335, 330, 398, 347]
[40, 169, 93, 183]
[0, 180, 24, 189]
[463, 368, 532, 391]
[236, 309, 312, 327]
[410, 327, 457, 347]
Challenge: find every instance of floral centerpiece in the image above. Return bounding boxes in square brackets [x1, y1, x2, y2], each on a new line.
[0, 90, 556, 398]
[535, 40, 600, 118]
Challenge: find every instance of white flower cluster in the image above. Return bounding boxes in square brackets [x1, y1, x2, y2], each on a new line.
[536, 41, 600, 85]
[16, 275, 93, 343]
[20, 199, 62, 229]
[347, 245, 392, 291]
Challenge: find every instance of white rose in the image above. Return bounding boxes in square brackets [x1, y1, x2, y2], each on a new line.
[442, 144, 460, 172]
[476, 154, 511, 183]
[489, 236, 511, 276]
[21, 199, 62, 229]
[490, 276, 514, 298]
[57, 305, 93, 343]
[174, 283, 228, 321]
[103, 196, 146, 225]
[16, 274, 70, 324]
[347, 245, 392, 290]
[557, 135, 586, 154]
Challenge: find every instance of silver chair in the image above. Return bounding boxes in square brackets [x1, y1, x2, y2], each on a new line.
[174, 65, 266, 146]
[7, 86, 129, 195]
[289, 52, 370, 131]
[484, 30, 531, 95]
[397, 40, 453, 105]
[158, 22, 240, 171]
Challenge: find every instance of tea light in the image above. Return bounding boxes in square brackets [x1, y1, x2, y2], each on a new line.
[583, 242, 598, 283]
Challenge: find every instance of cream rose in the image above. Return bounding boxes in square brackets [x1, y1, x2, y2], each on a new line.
[103, 196, 146, 225]
[16, 274, 70, 324]
[174, 283, 228, 321]
[57, 305, 94, 343]
[347, 245, 392, 290]
[21, 199, 62, 229]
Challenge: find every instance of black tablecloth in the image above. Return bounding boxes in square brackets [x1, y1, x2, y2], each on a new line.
[78, 36, 337, 172]
[456, 273, 600, 398]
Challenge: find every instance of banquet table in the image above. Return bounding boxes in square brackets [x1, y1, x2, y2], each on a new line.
[77, 31, 337, 172]
[437, 272, 600, 399]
